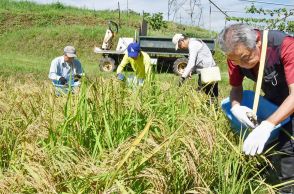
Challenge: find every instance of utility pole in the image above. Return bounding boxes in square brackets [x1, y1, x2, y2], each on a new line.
[224, 11, 227, 28]
[207, 0, 229, 36]
[168, 0, 175, 21]
[186, 0, 201, 26]
[118, 1, 121, 27]
[208, 0, 229, 18]
[127, 0, 129, 26]
[198, 7, 202, 26]
[209, 2, 212, 37]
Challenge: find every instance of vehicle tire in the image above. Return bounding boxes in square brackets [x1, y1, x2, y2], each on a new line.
[99, 57, 117, 72]
[173, 58, 188, 76]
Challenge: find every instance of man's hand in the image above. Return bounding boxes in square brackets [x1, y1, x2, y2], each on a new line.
[117, 73, 125, 81]
[178, 77, 185, 87]
[243, 120, 275, 155]
[230, 104, 256, 128]
[74, 74, 82, 82]
[59, 77, 67, 85]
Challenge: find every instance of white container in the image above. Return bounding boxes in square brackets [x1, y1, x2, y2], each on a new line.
[200, 66, 221, 83]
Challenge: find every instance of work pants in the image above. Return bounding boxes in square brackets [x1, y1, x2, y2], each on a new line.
[278, 117, 294, 193]
[197, 74, 218, 100]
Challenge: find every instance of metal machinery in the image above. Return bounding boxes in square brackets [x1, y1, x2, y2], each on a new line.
[94, 21, 215, 76]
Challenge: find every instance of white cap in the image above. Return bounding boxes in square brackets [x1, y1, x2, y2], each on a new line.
[64, 45, 77, 58]
[172, 33, 184, 50]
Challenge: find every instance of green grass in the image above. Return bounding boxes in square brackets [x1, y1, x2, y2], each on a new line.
[0, 0, 229, 82]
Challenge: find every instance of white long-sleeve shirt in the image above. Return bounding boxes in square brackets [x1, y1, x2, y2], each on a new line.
[182, 38, 216, 78]
[48, 56, 83, 81]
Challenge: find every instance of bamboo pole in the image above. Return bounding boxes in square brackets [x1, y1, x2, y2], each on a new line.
[252, 30, 268, 115]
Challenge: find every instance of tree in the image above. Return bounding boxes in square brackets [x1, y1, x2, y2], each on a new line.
[144, 12, 168, 31]
[227, 5, 294, 32]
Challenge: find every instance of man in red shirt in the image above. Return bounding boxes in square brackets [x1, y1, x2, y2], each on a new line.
[218, 23, 294, 193]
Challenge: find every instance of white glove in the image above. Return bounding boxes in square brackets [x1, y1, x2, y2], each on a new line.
[230, 104, 256, 128]
[243, 120, 275, 156]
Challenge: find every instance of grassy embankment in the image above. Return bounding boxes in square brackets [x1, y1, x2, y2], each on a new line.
[0, 0, 278, 193]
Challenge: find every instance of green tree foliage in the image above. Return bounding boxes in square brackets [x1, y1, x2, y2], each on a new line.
[227, 5, 294, 32]
[51, 2, 65, 9]
[144, 12, 167, 31]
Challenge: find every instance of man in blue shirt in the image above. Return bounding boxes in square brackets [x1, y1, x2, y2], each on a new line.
[49, 46, 83, 86]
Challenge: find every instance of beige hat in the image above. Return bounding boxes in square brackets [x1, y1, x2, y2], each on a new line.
[64, 45, 77, 58]
[172, 34, 184, 50]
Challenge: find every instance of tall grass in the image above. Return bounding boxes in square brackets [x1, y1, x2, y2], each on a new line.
[0, 74, 276, 193]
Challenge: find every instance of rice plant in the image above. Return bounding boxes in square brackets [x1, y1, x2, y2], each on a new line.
[0, 75, 277, 193]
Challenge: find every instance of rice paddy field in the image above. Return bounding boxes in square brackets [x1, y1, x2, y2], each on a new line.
[0, 0, 282, 193]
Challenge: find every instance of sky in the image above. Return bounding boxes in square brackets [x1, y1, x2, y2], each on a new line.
[29, 0, 294, 32]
